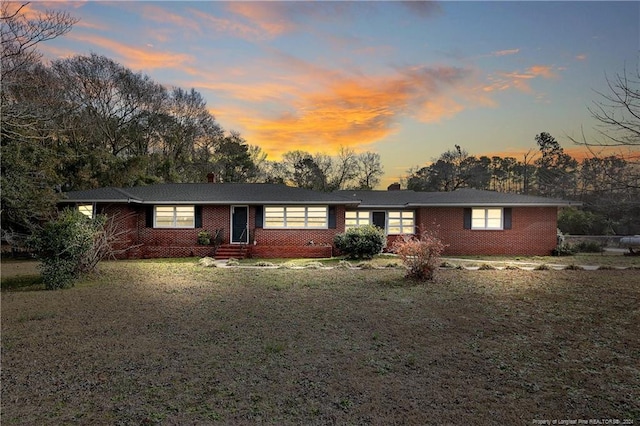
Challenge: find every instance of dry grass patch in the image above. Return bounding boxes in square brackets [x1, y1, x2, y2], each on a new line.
[2, 260, 639, 425]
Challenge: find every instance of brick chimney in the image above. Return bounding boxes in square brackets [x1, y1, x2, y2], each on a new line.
[206, 172, 217, 183]
[387, 182, 401, 191]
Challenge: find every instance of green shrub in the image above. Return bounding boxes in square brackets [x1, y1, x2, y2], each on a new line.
[27, 209, 105, 290]
[334, 225, 386, 260]
[574, 240, 604, 253]
[197, 230, 212, 245]
[552, 244, 576, 256]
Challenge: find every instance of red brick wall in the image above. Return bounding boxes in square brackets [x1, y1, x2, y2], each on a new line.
[96, 204, 557, 258]
[251, 205, 344, 257]
[99, 204, 346, 259]
[414, 207, 558, 256]
[250, 246, 333, 258]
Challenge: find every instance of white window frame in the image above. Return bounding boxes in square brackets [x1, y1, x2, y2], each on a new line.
[345, 210, 415, 235]
[154, 205, 195, 229]
[471, 208, 503, 230]
[345, 211, 371, 229]
[78, 204, 94, 219]
[387, 210, 415, 235]
[264, 206, 328, 229]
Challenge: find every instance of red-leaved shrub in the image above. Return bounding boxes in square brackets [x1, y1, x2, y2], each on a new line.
[392, 230, 446, 281]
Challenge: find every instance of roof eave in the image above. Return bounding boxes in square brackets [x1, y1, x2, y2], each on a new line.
[61, 198, 139, 204]
[136, 200, 359, 205]
[405, 202, 582, 207]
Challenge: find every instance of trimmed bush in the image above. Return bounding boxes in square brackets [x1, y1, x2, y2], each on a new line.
[334, 225, 386, 260]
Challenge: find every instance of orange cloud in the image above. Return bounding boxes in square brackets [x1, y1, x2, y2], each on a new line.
[225, 2, 297, 38]
[528, 65, 557, 79]
[4, 1, 85, 21]
[68, 33, 194, 71]
[575, 54, 587, 61]
[240, 78, 403, 156]
[418, 97, 465, 123]
[486, 64, 559, 94]
[209, 63, 494, 158]
[189, 8, 263, 41]
[140, 4, 200, 32]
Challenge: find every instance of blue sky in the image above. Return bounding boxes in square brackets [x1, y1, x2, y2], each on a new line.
[26, 1, 640, 186]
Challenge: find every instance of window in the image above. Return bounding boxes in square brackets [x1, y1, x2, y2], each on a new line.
[345, 210, 415, 235]
[154, 206, 195, 228]
[78, 204, 94, 218]
[387, 211, 415, 234]
[345, 211, 370, 229]
[264, 206, 328, 229]
[471, 208, 503, 230]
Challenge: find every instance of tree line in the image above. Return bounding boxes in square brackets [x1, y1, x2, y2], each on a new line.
[1, 3, 383, 233]
[2, 3, 638, 236]
[405, 134, 639, 234]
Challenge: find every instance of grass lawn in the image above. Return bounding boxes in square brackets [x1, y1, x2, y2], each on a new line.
[1, 259, 639, 425]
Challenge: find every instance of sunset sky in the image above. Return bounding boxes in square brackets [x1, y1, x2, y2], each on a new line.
[28, 1, 640, 187]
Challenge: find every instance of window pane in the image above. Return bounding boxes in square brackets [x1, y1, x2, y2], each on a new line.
[78, 204, 93, 218]
[487, 209, 502, 219]
[472, 209, 485, 221]
[265, 207, 284, 217]
[388, 226, 401, 234]
[346, 211, 357, 219]
[155, 207, 174, 227]
[472, 218, 485, 228]
[265, 218, 284, 227]
[388, 211, 401, 219]
[287, 207, 305, 215]
[287, 217, 306, 227]
[306, 218, 327, 227]
[487, 218, 501, 228]
[175, 206, 194, 227]
[307, 208, 327, 217]
[401, 225, 414, 234]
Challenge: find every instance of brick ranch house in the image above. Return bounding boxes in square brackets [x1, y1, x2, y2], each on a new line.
[60, 181, 579, 259]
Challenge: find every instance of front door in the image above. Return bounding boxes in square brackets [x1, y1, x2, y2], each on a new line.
[231, 206, 249, 244]
[372, 211, 386, 231]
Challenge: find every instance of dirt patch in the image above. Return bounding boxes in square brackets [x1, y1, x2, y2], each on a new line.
[2, 261, 638, 424]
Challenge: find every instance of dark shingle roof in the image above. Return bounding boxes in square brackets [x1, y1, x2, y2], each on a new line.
[335, 188, 579, 207]
[63, 183, 357, 205]
[62, 183, 578, 207]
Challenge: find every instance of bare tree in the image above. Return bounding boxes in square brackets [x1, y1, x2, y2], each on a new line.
[570, 66, 640, 190]
[354, 151, 384, 190]
[587, 67, 640, 148]
[1, 2, 78, 79]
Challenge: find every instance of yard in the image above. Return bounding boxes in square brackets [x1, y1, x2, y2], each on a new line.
[1, 258, 639, 425]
